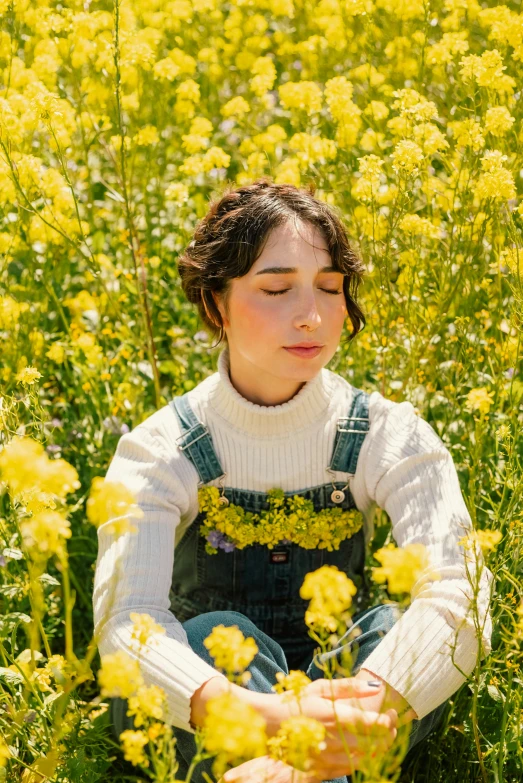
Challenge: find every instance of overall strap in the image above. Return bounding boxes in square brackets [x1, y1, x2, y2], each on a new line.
[328, 387, 371, 476]
[169, 395, 225, 486]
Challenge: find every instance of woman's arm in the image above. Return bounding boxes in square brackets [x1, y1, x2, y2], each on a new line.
[93, 424, 230, 735]
[349, 393, 494, 721]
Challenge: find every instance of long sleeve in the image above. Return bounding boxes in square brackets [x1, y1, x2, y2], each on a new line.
[92, 425, 228, 734]
[350, 396, 494, 720]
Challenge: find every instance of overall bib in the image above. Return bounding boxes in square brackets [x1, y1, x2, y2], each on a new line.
[168, 386, 371, 673]
[109, 386, 448, 781]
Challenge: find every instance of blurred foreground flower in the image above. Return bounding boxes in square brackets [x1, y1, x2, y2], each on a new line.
[459, 529, 503, 554]
[267, 714, 326, 772]
[203, 691, 267, 779]
[204, 624, 258, 685]
[98, 650, 144, 699]
[300, 565, 357, 633]
[371, 543, 440, 598]
[86, 477, 143, 536]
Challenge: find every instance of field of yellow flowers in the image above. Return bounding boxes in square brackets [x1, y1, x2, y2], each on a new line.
[0, 0, 522, 780]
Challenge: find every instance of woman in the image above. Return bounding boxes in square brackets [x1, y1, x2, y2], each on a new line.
[93, 178, 492, 783]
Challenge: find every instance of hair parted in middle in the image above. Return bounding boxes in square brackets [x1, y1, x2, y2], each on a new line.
[177, 176, 367, 348]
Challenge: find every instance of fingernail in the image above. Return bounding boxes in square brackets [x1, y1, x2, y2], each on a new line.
[367, 680, 382, 687]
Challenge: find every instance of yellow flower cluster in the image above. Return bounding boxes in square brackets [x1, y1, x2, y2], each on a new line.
[300, 565, 357, 633]
[459, 529, 503, 554]
[203, 623, 258, 684]
[371, 543, 440, 597]
[272, 670, 312, 702]
[465, 387, 495, 415]
[98, 650, 144, 699]
[130, 612, 166, 650]
[198, 486, 364, 554]
[86, 476, 143, 537]
[203, 691, 268, 779]
[267, 714, 326, 772]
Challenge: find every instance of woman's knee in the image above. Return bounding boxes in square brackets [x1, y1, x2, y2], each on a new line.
[182, 611, 259, 659]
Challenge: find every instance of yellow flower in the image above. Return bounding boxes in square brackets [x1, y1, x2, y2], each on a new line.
[86, 477, 143, 535]
[203, 624, 258, 678]
[119, 729, 150, 767]
[98, 651, 144, 699]
[465, 387, 495, 415]
[0, 296, 29, 329]
[484, 106, 515, 137]
[16, 366, 42, 385]
[203, 691, 267, 778]
[130, 612, 166, 650]
[0, 736, 10, 767]
[459, 529, 502, 553]
[221, 96, 251, 119]
[272, 670, 312, 702]
[46, 343, 66, 363]
[300, 565, 357, 633]
[371, 543, 440, 596]
[20, 510, 71, 560]
[134, 125, 159, 146]
[391, 140, 424, 177]
[267, 715, 326, 772]
[476, 150, 516, 201]
[278, 81, 323, 115]
[0, 436, 80, 502]
[127, 684, 166, 727]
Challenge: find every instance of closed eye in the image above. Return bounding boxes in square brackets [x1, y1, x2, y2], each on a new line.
[262, 289, 342, 296]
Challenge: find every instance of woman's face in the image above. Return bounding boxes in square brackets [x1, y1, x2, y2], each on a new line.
[213, 217, 348, 398]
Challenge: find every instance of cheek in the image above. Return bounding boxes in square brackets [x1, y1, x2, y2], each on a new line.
[230, 295, 282, 337]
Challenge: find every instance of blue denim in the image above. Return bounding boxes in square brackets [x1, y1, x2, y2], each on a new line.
[110, 603, 448, 782]
[108, 385, 447, 780]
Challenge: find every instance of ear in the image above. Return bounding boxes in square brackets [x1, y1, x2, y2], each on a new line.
[211, 290, 229, 328]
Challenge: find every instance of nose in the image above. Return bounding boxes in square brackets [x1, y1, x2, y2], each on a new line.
[293, 289, 322, 331]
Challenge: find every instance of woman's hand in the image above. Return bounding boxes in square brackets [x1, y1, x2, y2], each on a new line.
[273, 678, 399, 780]
[303, 672, 418, 727]
[220, 755, 321, 783]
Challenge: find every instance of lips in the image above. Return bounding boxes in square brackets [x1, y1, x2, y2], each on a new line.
[284, 345, 323, 359]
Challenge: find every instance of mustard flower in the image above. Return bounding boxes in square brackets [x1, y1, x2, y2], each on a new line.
[86, 476, 143, 535]
[371, 543, 440, 596]
[119, 729, 150, 767]
[98, 651, 144, 699]
[391, 140, 424, 177]
[126, 684, 166, 727]
[459, 529, 503, 553]
[476, 150, 516, 201]
[278, 81, 323, 115]
[20, 510, 71, 561]
[300, 565, 357, 633]
[16, 366, 42, 385]
[465, 387, 495, 415]
[221, 96, 251, 119]
[267, 715, 326, 772]
[203, 691, 267, 778]
[272, 670, 312, 702]
[130, 612, 166, 649]
[203, 624, 258, 676]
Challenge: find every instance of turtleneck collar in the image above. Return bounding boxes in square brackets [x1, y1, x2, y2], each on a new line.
[207, 345, 335, 437]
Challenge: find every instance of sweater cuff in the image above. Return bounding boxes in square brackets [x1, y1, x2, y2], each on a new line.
[359, 600, 483, 720]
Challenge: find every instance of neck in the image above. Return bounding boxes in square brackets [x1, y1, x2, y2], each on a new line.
[207, 345, 335, 438]
[226, 343, 307, 406]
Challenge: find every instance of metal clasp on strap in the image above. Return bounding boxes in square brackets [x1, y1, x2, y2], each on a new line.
[336, 415, 370, 434]
[175, 420, 208, 452]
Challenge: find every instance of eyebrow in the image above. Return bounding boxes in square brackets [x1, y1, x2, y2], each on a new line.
[254, 265, 339, 275]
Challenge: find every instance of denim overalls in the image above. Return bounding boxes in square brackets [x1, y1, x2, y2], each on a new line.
[167, 386, 372, 672]
[108, 386, 448, 782]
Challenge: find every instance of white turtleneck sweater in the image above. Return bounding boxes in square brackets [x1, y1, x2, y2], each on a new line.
[93, 346, 493, 734]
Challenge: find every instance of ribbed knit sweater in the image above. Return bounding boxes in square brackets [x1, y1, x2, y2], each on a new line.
[92, 346, 493, 733]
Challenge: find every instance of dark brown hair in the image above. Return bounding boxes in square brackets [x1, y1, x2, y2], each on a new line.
[177, 177, 366, 348]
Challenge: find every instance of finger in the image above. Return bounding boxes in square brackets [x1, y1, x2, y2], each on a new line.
[312, 677, 385, 701]
[397, 708, 417, 726]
